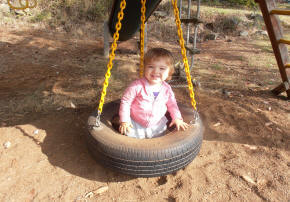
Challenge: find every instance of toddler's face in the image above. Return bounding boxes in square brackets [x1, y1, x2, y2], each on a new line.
[144, 58, 170, 85]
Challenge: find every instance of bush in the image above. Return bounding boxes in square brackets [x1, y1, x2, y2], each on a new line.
[36, 0, 113, 23]
[203, 0, 257, 8]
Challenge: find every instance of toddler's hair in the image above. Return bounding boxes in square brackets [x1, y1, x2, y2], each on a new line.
[144, 48, 174, 80]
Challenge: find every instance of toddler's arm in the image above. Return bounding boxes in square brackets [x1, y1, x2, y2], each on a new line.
[119, 122, 133, 135]
[169, 119, 189, 131]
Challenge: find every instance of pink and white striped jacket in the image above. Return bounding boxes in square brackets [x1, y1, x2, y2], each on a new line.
[119, 78, 182, 128]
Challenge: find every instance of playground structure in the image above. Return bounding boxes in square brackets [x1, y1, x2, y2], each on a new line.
[255, 0, 290, 97]
[107, 0, 290, 97]
[5, 0, 289, 178]
[7, 0, 290, 97]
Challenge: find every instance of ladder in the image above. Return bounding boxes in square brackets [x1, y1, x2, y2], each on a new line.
[255, 0, 290, 97]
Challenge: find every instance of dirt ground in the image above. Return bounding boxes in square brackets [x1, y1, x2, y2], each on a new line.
[0, 21, 289, 202]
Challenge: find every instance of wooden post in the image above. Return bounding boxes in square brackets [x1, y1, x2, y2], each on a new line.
[103, 21, 110, 58]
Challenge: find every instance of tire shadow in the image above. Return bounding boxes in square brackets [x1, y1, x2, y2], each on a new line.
[14, 107, 136, 183]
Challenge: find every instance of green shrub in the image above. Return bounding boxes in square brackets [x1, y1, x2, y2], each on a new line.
[203, 0, 257, 8]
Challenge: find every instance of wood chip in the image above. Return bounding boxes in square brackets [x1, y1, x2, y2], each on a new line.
[243, 144, 257, 150]
[94, 186, 109, 195]
[276, 128, 282, 132]
[85, 191, 94, 198]
[242, 175, 256, 184]
[213, 122, 221, 127]
[70, 102, 76, 109]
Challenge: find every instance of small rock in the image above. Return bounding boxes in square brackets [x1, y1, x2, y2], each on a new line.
[213, 122, 221, 127]
[56, 107, 63, 111]
[257, 178, 267, 186]
[204, 33, 219, 41]
[70, 102, 76, 109]
[255, 30, 268, 36]
[94, 186, 109, 195]
[3, 141, 11, 149]
[239, 30, 248, 37]
[242, 175, 256, 184]
[33, 130, 39, 135]
[268, 106, 272, 111]
[192, 79, 201, 88]
[265, 122, 272, 127]
[222, 89, 231, 97]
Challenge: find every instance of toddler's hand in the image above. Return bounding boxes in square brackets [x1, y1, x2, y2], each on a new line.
[169, 119, 189, 131]
[119, 122, 133, 135]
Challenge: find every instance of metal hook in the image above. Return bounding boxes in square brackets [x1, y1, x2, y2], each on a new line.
[95, 110, 101, 127]
[190, 109, 200, 125]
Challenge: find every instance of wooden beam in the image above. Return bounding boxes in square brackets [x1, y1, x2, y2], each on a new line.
[270, 9, 290, 16]
[278, 38, 290, 45]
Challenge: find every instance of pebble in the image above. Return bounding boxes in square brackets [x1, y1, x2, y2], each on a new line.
[33, 129, 39, 135]
[265, 122, 272, 127]
[3, 141, 11, 149]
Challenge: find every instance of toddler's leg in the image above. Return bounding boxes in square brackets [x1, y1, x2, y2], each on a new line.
[146, 116, 168, 139]
[126, 119, 146, 139]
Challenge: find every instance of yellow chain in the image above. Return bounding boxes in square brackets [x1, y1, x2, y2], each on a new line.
[171, 0, 197, 110]
[98, 0, 127, 114]
[7, 0, 37, 10]
[139, 0, 146, 78]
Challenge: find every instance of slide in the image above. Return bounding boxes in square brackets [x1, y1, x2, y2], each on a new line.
[108, 0, 163, 41]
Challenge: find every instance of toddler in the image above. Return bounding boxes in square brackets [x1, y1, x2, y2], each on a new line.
[119, 48, 188, 139]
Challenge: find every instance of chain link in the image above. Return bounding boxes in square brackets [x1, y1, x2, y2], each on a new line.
[171, 0, 197, 110]
[140, 0, 146, 78]
[97, 0, 127, 115]
[7, 0, 37, 10]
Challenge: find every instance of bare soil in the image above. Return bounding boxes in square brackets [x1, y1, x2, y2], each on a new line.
[0, 22, 289, 202]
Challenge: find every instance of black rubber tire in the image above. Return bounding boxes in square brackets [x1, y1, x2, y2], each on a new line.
[86, 100, 203, 177]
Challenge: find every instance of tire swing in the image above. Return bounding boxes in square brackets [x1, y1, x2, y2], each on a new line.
[86, 0, 204, 177]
